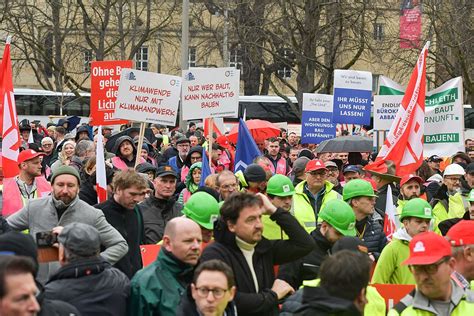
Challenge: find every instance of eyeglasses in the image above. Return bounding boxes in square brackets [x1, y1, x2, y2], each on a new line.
[308, 170, 328, 177]
[409, 257, 449, 275]
[195, 287, 228, 298]
[444, 177, 461, 182]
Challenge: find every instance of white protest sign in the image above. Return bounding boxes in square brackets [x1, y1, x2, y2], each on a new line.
[373, 95, 403, 130]
[115, 69, 181, 125]
[424, 77, 464, 156]
[182, 67, 240, 120]
[376, 77, 464, 156]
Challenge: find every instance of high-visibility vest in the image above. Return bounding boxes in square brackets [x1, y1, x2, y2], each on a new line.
[2, 176, 51, 216]
[267, 157, 288, 175]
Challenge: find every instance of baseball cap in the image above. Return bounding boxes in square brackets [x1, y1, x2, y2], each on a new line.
[156, 165, 178, 178]
[400, 174, 423, 187]
[18, 149, 45, 164]
[305, 159, 327, 173]
[427, 155, 443, 162]
[176, 136, 190, 145]
[342, 165, 360, 174]
[58, 223, 101, 257]
[403, 232, 451, 265]
[446, 220, 474, 247]
[324, 161, 338, 169]
[216, 135, 231, 149]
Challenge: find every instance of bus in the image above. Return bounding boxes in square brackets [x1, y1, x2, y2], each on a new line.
[13, 88, 474, 131]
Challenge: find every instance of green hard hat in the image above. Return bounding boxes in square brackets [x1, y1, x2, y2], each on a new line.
[182, 192, 220, 230]
[342, 179, 377, 201]
[468, 189, 474, 202]
[318, 199, 356, 237]
[266, 174, 295, 197]
[399, 198, 433, 221]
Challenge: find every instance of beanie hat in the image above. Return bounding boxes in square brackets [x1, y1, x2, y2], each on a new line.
[51, 165, 81, 184]
[0, 231, 39, 274]
[244, 164, 267, 182]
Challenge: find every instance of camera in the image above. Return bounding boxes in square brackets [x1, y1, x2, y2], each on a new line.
[36, 231, 58, 247]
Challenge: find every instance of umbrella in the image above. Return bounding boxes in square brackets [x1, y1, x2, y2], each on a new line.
[57, 116, 81, 132]
[316, 135, 373, 153]
[226, 119, 281, 144]
[105, 127, 156, 152]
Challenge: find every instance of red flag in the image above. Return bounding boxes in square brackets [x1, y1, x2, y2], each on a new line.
[1, 38, 20, 178]
[96, 126, 107, 203]
[366, 42, 429, 176]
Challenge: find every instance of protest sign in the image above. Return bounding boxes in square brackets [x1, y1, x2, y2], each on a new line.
[90, 60, 132, 126]
[333, 70, 372, 125]
[114, 69, 181, 125]
[182, 67, 239, 120]
[301, 93, 336, 144]
[373, 95, 403, 130]
[377, 76, 464, 157]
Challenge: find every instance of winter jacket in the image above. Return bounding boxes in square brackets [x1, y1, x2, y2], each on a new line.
[431, 188, 467, 233]
[388, 280, 474, 315]
[128, 248, 195, 316]
[278, 229, 333, 289]
[7, 196, 128, 265]
[280, 285, 362, 316]
[112, 135, 141, 169]
[178, 162, 201, 204]
[293, 180, 341, 233]
[371, 228, 415, 284]
[95, 198, 144, 278]
[140, 195, 183, 244]
[43, 257, 130, 316]
[38, 295, 81, 316]
[200, 208, 315, 316]
[375, 183, 399, 218]
[176, 285, 238, 316]
[0, 215, 10, 235]
[355, 214, 387, 260]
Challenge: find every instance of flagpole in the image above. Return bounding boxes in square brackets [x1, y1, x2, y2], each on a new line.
[134, 122, 146, 169]
[208, 117, 213, 171]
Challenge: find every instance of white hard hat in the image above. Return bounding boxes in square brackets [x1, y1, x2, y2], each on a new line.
[443, 163, 466, 177]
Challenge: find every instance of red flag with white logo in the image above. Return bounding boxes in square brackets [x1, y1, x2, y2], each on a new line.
[1, 37, 20, 178]
[96, 126, 107, 203]
[365, 42, 429, 176]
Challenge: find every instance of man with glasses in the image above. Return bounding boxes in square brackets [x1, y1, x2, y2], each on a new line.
[216, 171, 240, 201]
[325, 161, 343, 194]
[343, 179, 387, 260]
[40, 137, 55, 177]
[168, 137, 191, 175]
[293, 159, 341, 233]
[178, 259, 237, 316]
[431, 163, 468, 233]
[389, 231, 474, 315]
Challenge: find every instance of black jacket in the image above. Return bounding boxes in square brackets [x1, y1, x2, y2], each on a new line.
[375, 183, 399, 218]
[177, 285, 238, 316]
[0, 216, 10, 235]
[95, 198, 144, 278]
[43, 257, 130, 316]
[37, 292, 82, 316]
[200, 208, 315, 316]
[280, 286, 362, 316]
[355, 215, 387, 260]
[278, 229, 332, 289]
[140, 195, 183, 244]
[438, 211, 471, 236]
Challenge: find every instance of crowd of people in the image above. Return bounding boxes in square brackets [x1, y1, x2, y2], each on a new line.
[1, 119, 474, 315]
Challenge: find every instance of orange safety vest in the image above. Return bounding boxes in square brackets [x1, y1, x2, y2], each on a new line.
[2, 176, 51, 216]
[111, 156, 145, 170]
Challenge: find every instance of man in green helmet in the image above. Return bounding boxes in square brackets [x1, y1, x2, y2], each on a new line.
[343, 179, 387, 260]
[372, 198, 433, 285]
[182, 191, 220, 243]
[278, 199, 356, 289]
[263, 174, 295, 240]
